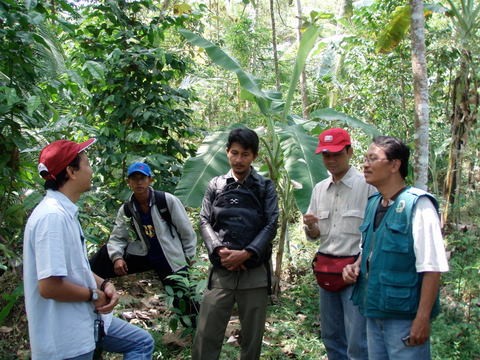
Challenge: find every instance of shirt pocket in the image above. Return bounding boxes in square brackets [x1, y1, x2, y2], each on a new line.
[341, 209, 364, 235]
[317, 210, 330, 237]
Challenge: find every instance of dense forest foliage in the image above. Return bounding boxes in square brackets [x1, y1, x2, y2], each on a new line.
[0, 0, 479, 358]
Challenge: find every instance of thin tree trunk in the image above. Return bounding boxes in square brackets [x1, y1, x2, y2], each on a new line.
[410, 0, 429, 190]
[272, 214, 288, 296]
[295, 0, 309, 119]
[442, 53, 478, 226]
[269, 0, 281, 91]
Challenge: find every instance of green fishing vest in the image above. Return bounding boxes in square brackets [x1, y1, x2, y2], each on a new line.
[352, 187, 440, 319]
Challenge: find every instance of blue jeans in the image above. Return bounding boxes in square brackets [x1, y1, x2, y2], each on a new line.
[319, 285, 368, 360]
[66, 317, 154, 360]
[366, 318, 431, 360]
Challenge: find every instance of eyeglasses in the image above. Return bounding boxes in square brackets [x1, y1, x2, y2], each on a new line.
[363, 156, 391, 164]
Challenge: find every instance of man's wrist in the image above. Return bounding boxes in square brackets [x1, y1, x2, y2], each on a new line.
[89, 287, 99, 302]
[243, 249, 253, 259]
[100, 279, 111, 292]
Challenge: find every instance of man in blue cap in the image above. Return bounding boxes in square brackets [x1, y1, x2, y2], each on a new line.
[90, 162, 198, 326]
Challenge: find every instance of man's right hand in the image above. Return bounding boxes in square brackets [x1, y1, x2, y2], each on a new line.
[342, 262, 360, 284]
[303, 213, 320, 238]
[113, 258, 128, 276]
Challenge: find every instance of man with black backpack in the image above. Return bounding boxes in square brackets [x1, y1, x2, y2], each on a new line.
[90, 162, 198, 326]
[192, 127, 279, 360]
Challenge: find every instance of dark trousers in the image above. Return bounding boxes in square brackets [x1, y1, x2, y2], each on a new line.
[90, 245, 199, 327]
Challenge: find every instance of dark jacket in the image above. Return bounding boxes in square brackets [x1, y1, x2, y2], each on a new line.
[200, 168, 279, 268]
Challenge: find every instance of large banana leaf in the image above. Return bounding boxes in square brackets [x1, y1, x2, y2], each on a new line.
[174, 129, 231, 207]
[309, 108, 380, 137]
[179, 29, 282, 116]
[283, 25, 321, 120]
[278, 125, 328, 213]
[375, 4, 442, 54]
[375, 5, 411, 54]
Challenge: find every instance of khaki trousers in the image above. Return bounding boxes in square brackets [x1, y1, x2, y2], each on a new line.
[192, 286, 268, 360]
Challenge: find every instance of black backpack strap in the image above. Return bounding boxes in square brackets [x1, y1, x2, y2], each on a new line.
[153, 190, 177, 238]
[123, 201, 132, 218]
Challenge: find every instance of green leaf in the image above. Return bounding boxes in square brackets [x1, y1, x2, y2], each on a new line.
[0, 284, 23, 326]
[309, 108, 380, 136]
[278, 125, 328, 213]
[1, 87, 21, 107]
[283, 24, 321, 120]
[165, 285, 174, 296]
[168, 317, 178, 332]
[195, 279, 208, 294]
[25, 0, 38, 10]
[28, 11, 44, 25]
[174, 129, 231, 207]
[84, 60, 105, 82]
[26, 95, 41, 116]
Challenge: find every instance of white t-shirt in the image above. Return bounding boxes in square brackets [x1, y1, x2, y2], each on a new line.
[412, 196, 449, 272]
[23, 190, 110, 360]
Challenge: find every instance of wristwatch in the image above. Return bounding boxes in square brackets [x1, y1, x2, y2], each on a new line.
[89, 288, 99, 302]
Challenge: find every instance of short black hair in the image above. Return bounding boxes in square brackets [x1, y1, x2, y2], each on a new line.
[372, 136, 410, 179]
[42, 154, 82, 190]
[226, 127, 259, 155]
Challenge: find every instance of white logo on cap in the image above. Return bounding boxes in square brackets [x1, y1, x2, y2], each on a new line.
[325, 135, 334, 142]
[38, 163, 48, 174]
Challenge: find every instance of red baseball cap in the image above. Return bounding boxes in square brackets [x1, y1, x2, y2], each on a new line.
[315, 128, 351, 153]
[38, 139, 96, 180]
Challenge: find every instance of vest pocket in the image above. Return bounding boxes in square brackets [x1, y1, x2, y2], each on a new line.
[381, 222, 410, 253]
[379, 271, 418, 312]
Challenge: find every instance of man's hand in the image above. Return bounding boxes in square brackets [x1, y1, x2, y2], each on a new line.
[113, 258, 128, 276]
[342, 263, 360, 284]
[218, 248, 252, 271]
[95, 282, 120, 314]
[303, 213, 320, 238]
[407, 315, 430, 346]
[406, 272, 441, 346]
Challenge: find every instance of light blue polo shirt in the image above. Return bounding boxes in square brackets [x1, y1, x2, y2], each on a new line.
[23, 190, 110, 360]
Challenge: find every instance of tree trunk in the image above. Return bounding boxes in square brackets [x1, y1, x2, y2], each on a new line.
[272, 214, 288, 296]
[295, 0, 309, 119]
[269, 0, 281, 92]
[442, 53, 479, 226]
[410, 0, 429, 190]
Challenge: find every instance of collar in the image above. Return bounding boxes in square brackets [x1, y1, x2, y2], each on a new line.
[327, 166, 356, 189]
[129, 186, 154, 210]
[226, 167, 256, 184]
[46, 189, 79, 218]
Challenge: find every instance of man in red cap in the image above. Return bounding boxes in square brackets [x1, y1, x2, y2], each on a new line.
[23, 139, 154, 360]
[303, 128, 375, 360]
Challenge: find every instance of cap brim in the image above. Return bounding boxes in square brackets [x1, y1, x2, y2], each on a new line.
[315, 144, 346, 154]
[128, 169, 151, 177]
[78, 138, 96, 153]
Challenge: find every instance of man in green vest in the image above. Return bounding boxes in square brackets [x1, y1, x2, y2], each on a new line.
[343, 136, 449, 359]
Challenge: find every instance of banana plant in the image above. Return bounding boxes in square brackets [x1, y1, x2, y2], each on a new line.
[175, 24, 378, 294]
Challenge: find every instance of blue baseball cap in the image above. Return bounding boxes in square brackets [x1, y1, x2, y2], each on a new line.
[127, 162, 152, 177]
